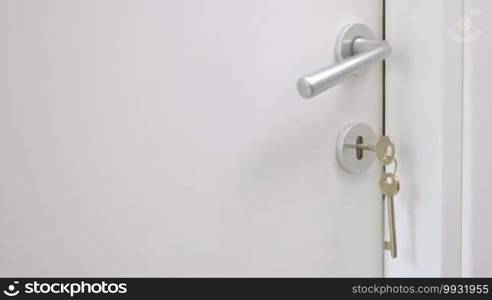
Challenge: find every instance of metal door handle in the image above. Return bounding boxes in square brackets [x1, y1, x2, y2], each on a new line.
[297, 23, 391, 99]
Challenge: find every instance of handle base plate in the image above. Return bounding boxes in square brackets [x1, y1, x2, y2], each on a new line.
[336, 122, 376, 173]
[335, 23, 377, 62]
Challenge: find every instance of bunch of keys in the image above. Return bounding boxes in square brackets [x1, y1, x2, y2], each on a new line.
[356, 135, 399, 258]
[376, 136, 399, 258]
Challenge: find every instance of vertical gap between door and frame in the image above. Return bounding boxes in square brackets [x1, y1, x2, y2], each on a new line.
[381, 0, 387, 278]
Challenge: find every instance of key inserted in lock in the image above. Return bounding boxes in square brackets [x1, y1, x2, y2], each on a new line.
[336, 122, 377, 173]
[337, 122, 399, 259]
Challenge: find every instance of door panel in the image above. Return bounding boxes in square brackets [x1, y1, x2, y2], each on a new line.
[0, 0, 382, 276]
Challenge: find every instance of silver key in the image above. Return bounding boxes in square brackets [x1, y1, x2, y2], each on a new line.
[351, 135, 395, 165]
[379, 172, 399, 258]
[379, 172, 400, 196]
[376, 136, 396, 166]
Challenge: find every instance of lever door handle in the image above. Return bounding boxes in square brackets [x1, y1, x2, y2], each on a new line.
[297, 23, 391, 99]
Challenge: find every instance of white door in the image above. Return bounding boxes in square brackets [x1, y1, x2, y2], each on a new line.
[0, 0, 383, 276]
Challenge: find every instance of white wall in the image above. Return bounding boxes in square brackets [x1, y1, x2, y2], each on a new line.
[388, 0, 492, 277]
[462, 0, 492, 277]
[385, 0, 463, 277]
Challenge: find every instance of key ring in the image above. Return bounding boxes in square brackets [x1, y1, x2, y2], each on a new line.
[383, 155, 398, 173]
